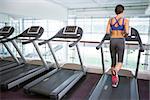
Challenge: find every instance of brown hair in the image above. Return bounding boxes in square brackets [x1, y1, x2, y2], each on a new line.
[115, 4, 124, 14]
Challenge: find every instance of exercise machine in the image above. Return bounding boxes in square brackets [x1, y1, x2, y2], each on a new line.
[0, 26, 23, 72]
[89, 27, 144, 100]
[24, 26, 86, 100]
[0, 26, 51, 90]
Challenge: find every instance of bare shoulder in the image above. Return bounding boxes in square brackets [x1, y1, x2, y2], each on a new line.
[124, 18, 129, 22]
[109, 18, 112, 21]
[124, 18, 129, 25]
[107, 18, 112, 24]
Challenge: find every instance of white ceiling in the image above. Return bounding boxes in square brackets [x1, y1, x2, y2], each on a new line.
[0, 0, 68, 20]
[0, 0, 149, 19]
[49, 0, 149, 9]
[49, 0, 150, 17]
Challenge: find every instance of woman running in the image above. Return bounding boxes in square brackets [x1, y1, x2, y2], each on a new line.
[106, 4, 129, 87]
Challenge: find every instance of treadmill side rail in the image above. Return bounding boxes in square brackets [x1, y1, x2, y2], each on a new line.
[130, 78, 139, 100]
[89, 74, 108, 100]
[24, 68, 58, 90]
[0, 64, 24, 75]
[51, 72, 79, 94]
[57, 72, 84, 100]
[0, 62, 18, 72]
[50, 71, 84, 100]
[7, 67, 46, 90]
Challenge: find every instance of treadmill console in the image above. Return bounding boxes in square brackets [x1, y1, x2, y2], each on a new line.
[0, 26, 12, 34]
[27, 26, 41, 34]
[128, 27, 136, 39]
[63, 26, 78, 34]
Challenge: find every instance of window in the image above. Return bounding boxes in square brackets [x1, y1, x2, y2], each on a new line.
[1, 14, 149, 73]
[129, 17, 150, 35]
[92, 18, 108, 34]
[67, 16, 150, 72]
[21, 19, 66, 60]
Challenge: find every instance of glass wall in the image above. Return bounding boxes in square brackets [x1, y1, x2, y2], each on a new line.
[20, 19, 66, 62]
[67, 16, 150, 72]
[0, 22, 6, 57]
[0, 17, 66, 63]
[23, 19, 65, 39]
[0, 13, 149, 73]
[0, 15, 12, 58]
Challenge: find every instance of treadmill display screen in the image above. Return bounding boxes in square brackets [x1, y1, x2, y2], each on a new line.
[63, 26, 77, 34]
[28, 26, 41, 34]
[0, 26, 11, 33]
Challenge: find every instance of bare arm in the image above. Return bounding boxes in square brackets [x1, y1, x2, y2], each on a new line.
[125, 18, 129, 33]
[123, 18, 129, 37]
[122, 18, 129, 37]
[106, 19, 111, 34]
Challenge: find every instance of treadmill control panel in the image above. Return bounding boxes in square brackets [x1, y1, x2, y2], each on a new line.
[27, 26, 41, 34]
[0, 26, 12, 34]
[63, 26, 78, 34]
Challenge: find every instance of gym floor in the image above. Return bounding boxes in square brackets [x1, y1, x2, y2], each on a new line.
[0, 73, 149, 100]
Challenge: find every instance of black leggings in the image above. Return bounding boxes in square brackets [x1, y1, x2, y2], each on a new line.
[110, 38, 125, 67]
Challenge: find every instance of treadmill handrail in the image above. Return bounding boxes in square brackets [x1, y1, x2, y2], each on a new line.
[1, 34, 41, 44]
[69, 36, 82, 47]
[96, 28, 144, 52]
[39, 36, 81, 48]
[38, 36, 55, 45]
[96, 39, 105, 50]
[22, 38, 38, 45]
[96, 34, 110, 50]
[96, 27, 144, 77]
[137, 34, 144, 52]
[39, 26, 83, 47]
[1, 26, 44, 44]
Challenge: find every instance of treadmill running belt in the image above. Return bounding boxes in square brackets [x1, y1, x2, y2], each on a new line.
[0, 64, 41, 83]
[99, 75, 130, 100]
[30, 69, 75, 96]
[0, 60, 14, 66]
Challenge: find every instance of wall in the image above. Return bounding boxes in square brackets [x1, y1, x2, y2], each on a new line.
[0, 13, 10, 23]
[145, 0, 150, 15]
[68, 6, 147, 18]
[0, 0, 67, 20]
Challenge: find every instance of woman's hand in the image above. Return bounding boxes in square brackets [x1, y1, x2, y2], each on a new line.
[123, 32, 128, 38]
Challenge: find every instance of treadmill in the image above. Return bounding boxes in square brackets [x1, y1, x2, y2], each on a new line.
[0, 26, 50, 90]
[89, 27, 144, 100]
[0, 26, 23, 72]
[24, 26, 86, 100]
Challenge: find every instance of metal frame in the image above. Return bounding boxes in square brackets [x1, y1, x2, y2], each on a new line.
[0, 26, 49, 90]
[24, 26, 85, 100]
[7, 67, 46, 89]
[11, 40, 26, 63]
[32, 41, 48, 69]
[0, 26, 23, 71]
[2, 42, 20, 64]
[46, 38, 85, 99]
[0, 40, 26, 72]
[135, 50, 142, 78]
[101, 47, 105, 74]
[76, 44, 85, 71]
[47, 42, 59, 68]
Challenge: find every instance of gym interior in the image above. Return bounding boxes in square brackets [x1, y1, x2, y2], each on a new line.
[0, 0, 149, 100]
